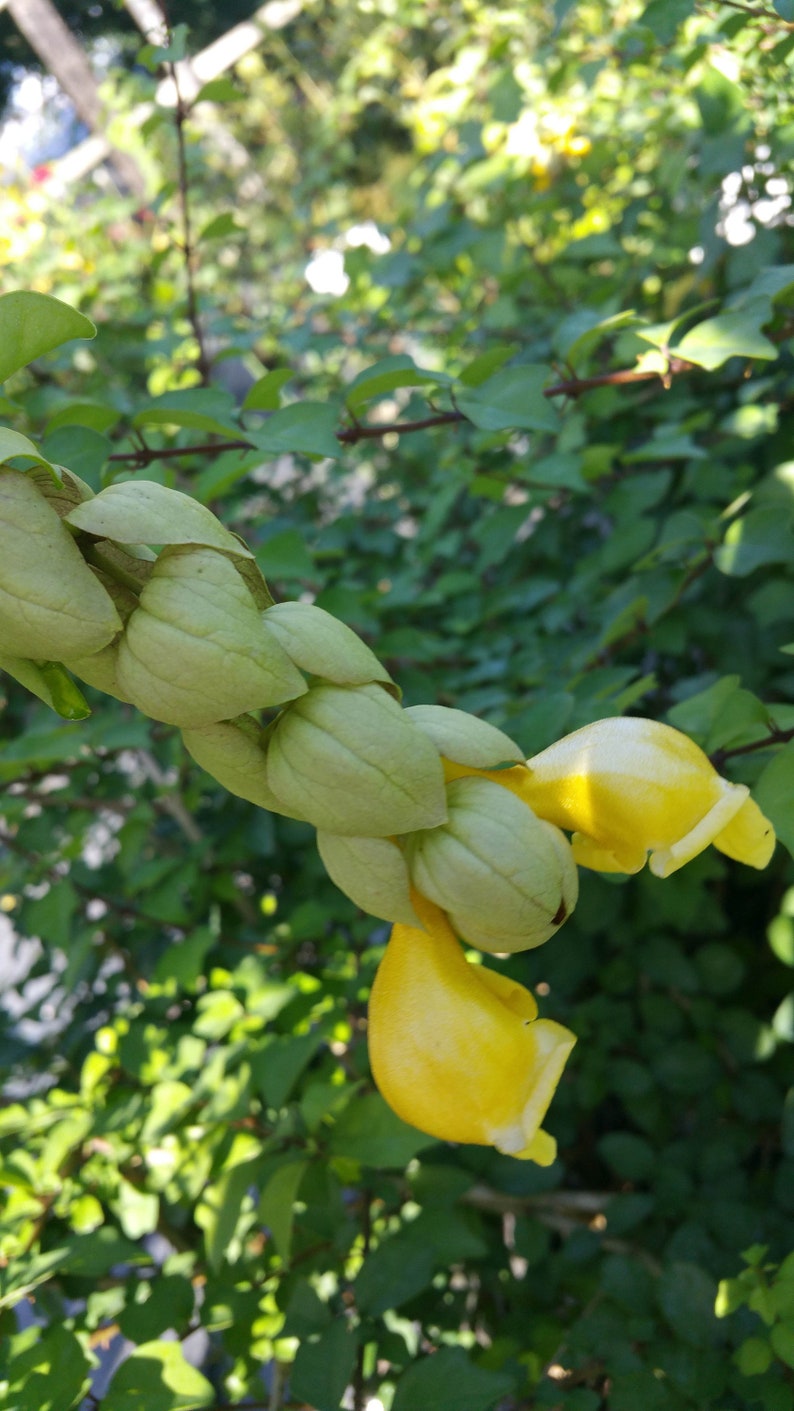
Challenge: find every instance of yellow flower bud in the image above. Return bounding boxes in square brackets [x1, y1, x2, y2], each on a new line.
[368, 898, 576, 1164]
[405, 776, 578, 953]
[514, 717, 775, 877]
[116, 546, 306, 727]
[265, 682, 447, 836]
[0, 468, 121, 660]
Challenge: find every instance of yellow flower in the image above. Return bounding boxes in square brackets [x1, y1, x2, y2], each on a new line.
[368, 897, 576, 1165]
[501, 717, 775, 878]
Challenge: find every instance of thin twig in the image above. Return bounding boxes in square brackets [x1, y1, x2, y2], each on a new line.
[710, 723, 794, 771]
[137, 749, 204, 843]
[159, 5, 212, 384]
[106, 355, 703, 465]
[702, 0, 794, 26]
[268, 1360, 289, 1411]
[107, 438, 253, 465]
[351, 1190, 372, 1411]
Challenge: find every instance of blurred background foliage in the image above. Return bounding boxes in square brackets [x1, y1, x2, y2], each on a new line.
[1, 0, 794, 1408]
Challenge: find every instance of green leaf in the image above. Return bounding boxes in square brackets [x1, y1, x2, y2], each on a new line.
[242, 368, 294, 411]
[696, 64, 750, 136]
[250, 402, 341, 458]
[783, 1089, 794, 1158]
[658, 1261, 719, 1347]
[355, 1229, 436, 1315]
[456, 365, 560, 432]
[0, 1253, 69, 1311]
[250, 1031, 325, 1108]
[770, 1322, 794, 1369]
[256, 528, 316, 579]
[197, 1156, 259, 1272]
[597, 1132, 656, 1181]
[639, 0, 692, 43]
[41, 426, 111, 489]
[131, 389, 241, 438]
[391, 1348, 515, 1411]
[715, 508, 794, 577]
[45, 400, 120, 435]
[458, 343, 520, 387]
[102, 1342, 214, 1411]
[193, 76, 240, 103]
[198, 212, 241, 242]
[290, 1321, 359, 1411]
[115, 1179, 159, 1239]
[329, 1092, 437, 1166]
[4, 1324, 93, 1411]
[345, 354, 447, 411]
[66, 479, 252, 556]
[769, 915, 794, 968]
[0, 291, 95, 383]
[118, 1274, 195, 1343]
[667, 675, 740, 741]
[773, 993, 794, 1043]
[676, 308, 777, 371]
[755, 743, 794, 858]
[20, 879, 78, 950]
[554, 308, 638, 365]
[523, 451, 588, 491]
[259, 1159, 308, 1260]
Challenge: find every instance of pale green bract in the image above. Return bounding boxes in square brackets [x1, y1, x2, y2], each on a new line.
[66, 480, 253, 557]
[182, 716, 310, 820]
[316, 831, 419, 926]
[406, 775, 579, 953]
[405, 703, 524, 766]
[0, 468, 121, 660]
[265, 681, 448, 836]
[263, 601, 396, 691]
[116, 545, 306, 727]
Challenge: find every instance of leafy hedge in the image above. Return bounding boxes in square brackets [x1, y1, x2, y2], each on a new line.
[1, 2, 794, 1408]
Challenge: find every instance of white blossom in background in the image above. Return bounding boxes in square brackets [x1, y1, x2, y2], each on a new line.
[305, 224, 390, 296]
[345, 220, 391, 254]
[717, 164, 792, 248]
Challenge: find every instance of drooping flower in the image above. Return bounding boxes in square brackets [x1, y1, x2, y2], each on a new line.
[506, 717, 775, 878]
[368, 897, 576, 1165]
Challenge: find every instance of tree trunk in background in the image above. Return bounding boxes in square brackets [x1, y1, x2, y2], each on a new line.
[6, 0, 145, 195]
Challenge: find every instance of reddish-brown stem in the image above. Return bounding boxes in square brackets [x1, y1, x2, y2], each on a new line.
[710, 724, 794, 771]
[107, 356, 703, 465]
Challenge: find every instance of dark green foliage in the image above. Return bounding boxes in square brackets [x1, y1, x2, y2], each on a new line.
[1, 2, 794, 1408]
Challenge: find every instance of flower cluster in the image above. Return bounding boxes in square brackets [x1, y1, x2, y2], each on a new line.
[1, 468, 777, 1165]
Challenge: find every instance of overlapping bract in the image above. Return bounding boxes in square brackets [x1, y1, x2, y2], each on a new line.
[1, 465, 777, 1165]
